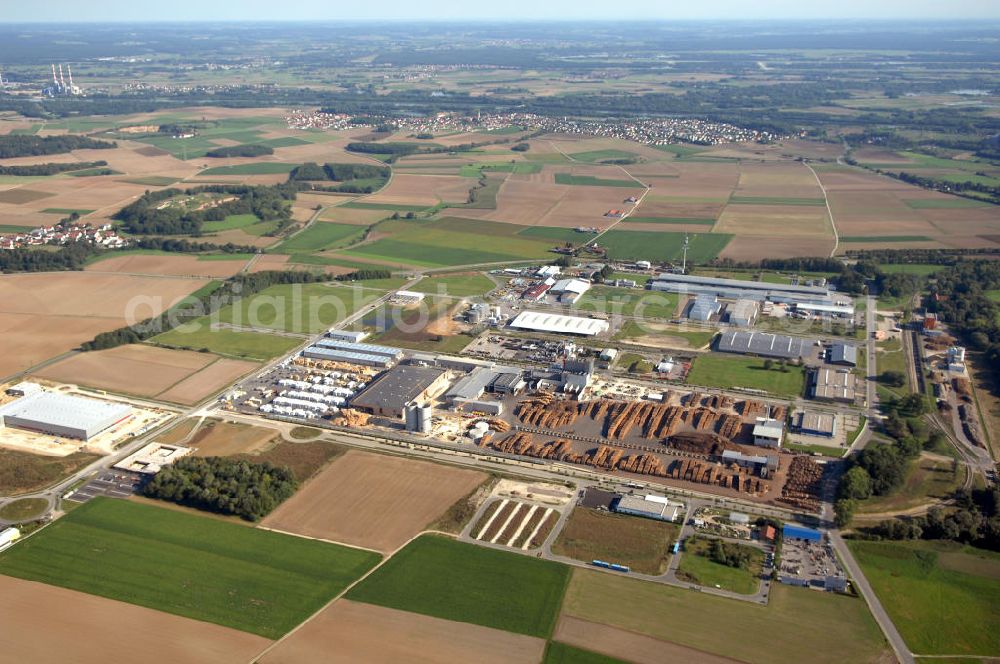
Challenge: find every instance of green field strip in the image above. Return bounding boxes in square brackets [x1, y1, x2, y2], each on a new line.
[555, 173, 640, 188]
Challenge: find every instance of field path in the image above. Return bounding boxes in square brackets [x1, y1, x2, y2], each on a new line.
[803, 160, 839, 257]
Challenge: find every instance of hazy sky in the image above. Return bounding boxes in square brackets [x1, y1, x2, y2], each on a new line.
[7, 0, 1000, 22]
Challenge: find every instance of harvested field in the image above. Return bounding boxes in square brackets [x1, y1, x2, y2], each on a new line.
[551, 507, 679, 575]
[364, 174, 472, 207]
[187, 419, 279, 457]
[33, 345, 213, 396]
[259, 599, 546, 664]
[0, 272, 205, 379]
[715, 204, 831, 237]
[720, 235, 836, 261]
[0, 576, 272, 664]
[554, 616, 738, 664]
[0, 188, 55, 204]
[261, 450, 486, 551]
[85, 253, 249, 278]
[156, 358, 259, 404]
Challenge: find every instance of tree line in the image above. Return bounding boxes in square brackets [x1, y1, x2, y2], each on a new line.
[142, 456, 297, 522]
[0, 134, 115, 158]
[860, 487, 1000, 552]
[0, 160, 108, 176]
[289, 162, 390, 193]
[927, 260, 1000, 378]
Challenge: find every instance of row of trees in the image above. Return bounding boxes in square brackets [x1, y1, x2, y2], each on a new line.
[864, 487, 1000, 552]
[81, 269, 333, 351]
[289, 162, 390, 193]
[114, 184, 297, 235]
[142, 457, 297, 522]
[0, 160, 108, 176]
[0, 134, 115, 158]
[204, 144, 274, 158]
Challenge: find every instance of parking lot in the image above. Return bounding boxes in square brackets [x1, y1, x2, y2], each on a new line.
[67, 471, 145, 503]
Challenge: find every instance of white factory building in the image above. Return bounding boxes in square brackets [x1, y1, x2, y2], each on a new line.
[509, 311, 610, 336]
[550, 278, 591, 304]
[0, 391, 133, 440]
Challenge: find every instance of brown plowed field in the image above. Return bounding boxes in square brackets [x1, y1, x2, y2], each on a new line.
[554, 616, 740, 664]
[85, 254, 248, 277]
[156, 357, 259, 404]
[259, 599, 545, 664]
[720, 235, 835, 261]
[33, 344, 213, 396]
[261, 449, 486, 552]
[0, 272, 204, 379]
[364, 174, 473, 207]
[0, 576, 272, 664]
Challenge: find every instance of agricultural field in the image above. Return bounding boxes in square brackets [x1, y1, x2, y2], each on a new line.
[347, 534, 571, 638]
[470, 499, 559, 550]
[216, 282, 382, 334]
[0, 498, 380, 639]
[261, 450, 487, 552]
[33, 345, 257, 404]
[412, 272, 497, 297]
[149, 320, 302, 361]
[848, 540, 1000, 657]
[687, 354, 807, 398]
[0, 272, 207, 379]
[0, 576, 272, 664]
[676, 536, 765, 595]
[551, 619, 735, 664]
[272, 221, 367, 253]
[551, 507, 679, 574]
[561, 569, 891, 664]
[85, 253, 251, 278]
[186, 419, 281, 457]
[597, 230, 732, 263]
[343, 217, 558, 267]
[259, 599, 546, 664]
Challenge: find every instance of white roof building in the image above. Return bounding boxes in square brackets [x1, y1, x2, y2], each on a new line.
[0, 391, 133, 440]
[536, 265, 561, 278]
[551, 278, 591, 296]
[752, 418, 784, 448]
[509, 311, 610, 336]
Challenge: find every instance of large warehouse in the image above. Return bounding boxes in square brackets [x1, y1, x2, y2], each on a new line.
[350, 365, 450, 419]
[649, 273, 836, 305]
[0, 391, 133, 440]
[509, 311, 610, 336]
[716, 330, 812, 359]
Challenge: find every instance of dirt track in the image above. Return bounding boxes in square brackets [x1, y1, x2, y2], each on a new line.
[0, 575, 271, 664]
[261, 449, 485, 552]
[259, 600, 545, 664]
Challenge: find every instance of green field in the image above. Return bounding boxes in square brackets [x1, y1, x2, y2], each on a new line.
[687, 354, 806, 398]
[0, 498, 380, 639]
[150, 319, 301, 360]
[676, 536, 764, 595]
[624, 216, 716, 225]
[856, 454, 963, 515]
[198, 162, 300, 176]
[412, 273, 496, 297]
[41, 208, 95, 215]
[615, 320, 717, 348]
[343, 217, 555, 267]
[573, 285, 679, 320]
[878, 263, 941, 276]
[902, 197, 993, 209]
[201, 213, 261, 232]
[562, 569, 890, 664]
[459, 162, 542, 177]
[555, 173, 640, 188]
[728, 196, 825, 206]
[453, 176, 502, 209]
[120, 176, 181, 186]
[516, 226, 591, 243]
[273, 221, 366, 253]
[848, 540, 1000, 656]
[346, 534, 570, 638]
[544, 642, 629, 664]
[841, 235, 932, 243]
[598, 230, 732, 263]
[0, 497, 48, 522]
[568, 149, 640, 163]
[551, 507, 679, 575]
[217, 282, 381, 334]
